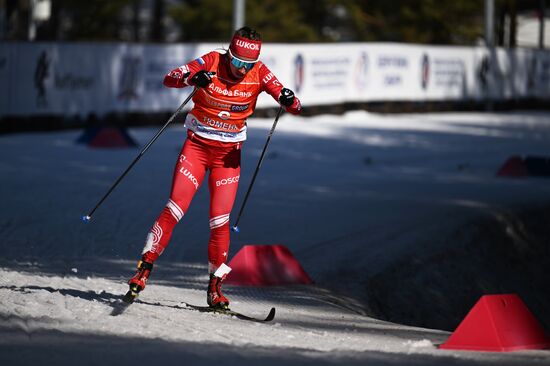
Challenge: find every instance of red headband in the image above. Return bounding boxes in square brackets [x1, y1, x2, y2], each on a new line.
[229, 35, 261, 61]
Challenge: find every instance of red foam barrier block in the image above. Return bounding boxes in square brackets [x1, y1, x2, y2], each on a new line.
[225, 245, 313, 286]
[88, 127, 137, 148]
[440, 294, 550, 352]
[496, 156, 528, 177]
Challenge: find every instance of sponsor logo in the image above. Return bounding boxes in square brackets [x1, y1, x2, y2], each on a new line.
[142, 221, 163, 255]
[168, 70, 181, 79]
[354, 51, 369, 91]
[33, 50, 96, 108]
[216, 175, 240, 187]
[235, 89, 252, 98]
[151, 222, 162, 245]
[202, 116, 239, 131]
[262, 72, 274, 84]
[179, 168, 199, 189]
[421, 53, 429, 90]
[262, 72, 281, 88]
[477, 54, 490, 91]
[378, 56, 408, 68]
[34, 50, 50, 108]
[118, 56, 140, 100]
[230, 104, 249, 112]
[235, 39, 260, 50]
[205, 95, 231, 109]
[294, 54, 304, 92]
[208, 84, 252, 98]
[54, 73, 94, 90]
[178, 154, 193, 166]
[218, 111, 230, 120]
[168, 66, 189, 80]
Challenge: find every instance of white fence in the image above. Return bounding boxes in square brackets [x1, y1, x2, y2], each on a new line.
[1, 41, 549, 118]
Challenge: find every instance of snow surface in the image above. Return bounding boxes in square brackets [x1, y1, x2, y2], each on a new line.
[1, 110, 550, 365]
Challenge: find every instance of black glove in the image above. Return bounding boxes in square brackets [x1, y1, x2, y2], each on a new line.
[191, 70, 214, 88]
[279, 88, 295, 107]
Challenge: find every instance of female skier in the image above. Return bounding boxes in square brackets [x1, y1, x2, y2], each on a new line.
[127, 26, 302, 309]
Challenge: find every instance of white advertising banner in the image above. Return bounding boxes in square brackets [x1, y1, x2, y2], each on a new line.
[1, 41, 549, 118]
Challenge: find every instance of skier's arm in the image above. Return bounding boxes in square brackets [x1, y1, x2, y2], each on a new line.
[163, 52, 217, 88]
[259, 64, 302, 115]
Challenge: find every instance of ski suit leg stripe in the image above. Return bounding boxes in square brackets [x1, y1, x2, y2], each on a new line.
[209, 214, 230, 229]
[167, 199, 184, 222]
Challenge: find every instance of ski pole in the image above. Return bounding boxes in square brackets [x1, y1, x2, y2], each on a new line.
[82, 88, 198, 223]
[232, 106, 284, 233]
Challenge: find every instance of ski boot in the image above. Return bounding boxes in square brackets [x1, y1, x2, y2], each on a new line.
[123, 260, 154, 303]
[207, 263, 232, 310]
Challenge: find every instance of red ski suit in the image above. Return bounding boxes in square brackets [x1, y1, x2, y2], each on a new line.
[141, 50, 301, 273]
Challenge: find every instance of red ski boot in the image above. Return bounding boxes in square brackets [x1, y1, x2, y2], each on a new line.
[124, 260, 153, 303]
[207, 263, 232, 310]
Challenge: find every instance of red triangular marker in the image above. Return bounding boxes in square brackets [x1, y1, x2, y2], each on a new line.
[226, 245, 313, 286]
[77, 126, 137, 148]
[440, 294, 550, 352]
[496, 156, 528, 177]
